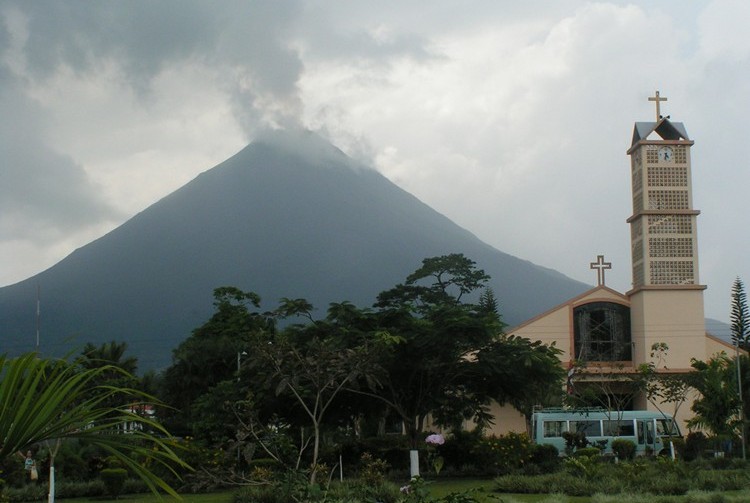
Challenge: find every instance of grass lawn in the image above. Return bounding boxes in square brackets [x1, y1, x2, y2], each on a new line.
[53, 480, 750, 503]
[427, 478, 590, 502]
[58, 492, 235, 503]
[48, 482, 592, 503]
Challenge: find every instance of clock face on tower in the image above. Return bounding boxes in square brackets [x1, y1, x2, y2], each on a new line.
[658, 146, 673, 162]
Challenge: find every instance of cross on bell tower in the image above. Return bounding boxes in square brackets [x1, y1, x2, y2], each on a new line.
[590, 255, 611, 286]
[648, 90, 667, 121]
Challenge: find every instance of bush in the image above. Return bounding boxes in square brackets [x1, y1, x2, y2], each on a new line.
[233, 479, 402, 503]
[327, 480, 401, 503]
[529, 443, 559, 462]
[100, 468, 127, 499]
[611, 439, 636, 460]
[666, 436, 686, 459]
[335, 435, 410, 472]
[562, 431, 588, 454]
[436, 429, 484, 472]
[473, 432, 532, 475]
[357, 452, 389, 486]
[572, 447, 601, 458]
[684, 432, 709, 461]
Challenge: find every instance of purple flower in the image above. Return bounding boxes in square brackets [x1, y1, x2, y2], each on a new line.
[425, 433, 445, 445]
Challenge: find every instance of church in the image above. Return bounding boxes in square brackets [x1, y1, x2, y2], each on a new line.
[487, 92, 736, 435]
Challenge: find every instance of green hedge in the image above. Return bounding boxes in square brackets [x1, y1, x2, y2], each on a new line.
[494, 458, 750, 497]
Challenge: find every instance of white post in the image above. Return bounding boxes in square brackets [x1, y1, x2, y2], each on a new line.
[48, 465, 55, 503]
[339, 454, 343, 482]
[409, 450, 420, 478]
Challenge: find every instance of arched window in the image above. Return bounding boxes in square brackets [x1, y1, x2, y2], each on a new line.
[573, 302, 631, 362]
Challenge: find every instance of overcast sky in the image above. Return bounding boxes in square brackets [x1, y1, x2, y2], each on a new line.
[1, 0, 747, 323]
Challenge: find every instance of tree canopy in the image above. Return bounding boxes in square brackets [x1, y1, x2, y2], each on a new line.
[0, 352, 188, 497]
[157, 253, 566, 480]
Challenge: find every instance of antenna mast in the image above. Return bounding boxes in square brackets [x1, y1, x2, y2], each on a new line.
[36, 283, 40, 350]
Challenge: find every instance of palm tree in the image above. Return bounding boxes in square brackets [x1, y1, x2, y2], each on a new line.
[0, 352, 188, 499]
[80, 340, 138, 375]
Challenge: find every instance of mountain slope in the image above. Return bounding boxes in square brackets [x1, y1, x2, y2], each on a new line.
[1, 130, 589, 369]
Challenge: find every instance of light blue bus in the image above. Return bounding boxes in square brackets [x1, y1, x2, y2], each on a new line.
[531, 409, 681, 456]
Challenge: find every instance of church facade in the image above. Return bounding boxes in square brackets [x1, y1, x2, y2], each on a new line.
[486, 93, 735, 435]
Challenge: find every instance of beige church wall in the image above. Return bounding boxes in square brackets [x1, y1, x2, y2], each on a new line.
[463, 401, 528, 437]
[507, 305, 573, 360]
[705, 333, 741, 360]
[629, 289, 706, 369]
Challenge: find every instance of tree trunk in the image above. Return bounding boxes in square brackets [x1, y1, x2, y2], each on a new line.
[310, 422, 320, 485]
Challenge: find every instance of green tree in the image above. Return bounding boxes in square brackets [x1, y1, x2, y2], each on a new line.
[477, 335, 564, 420]
[365, 254, 563, 474]
[732, 277, 749, 350]
[369, 255, 500, 445]
[79, 341, 138, 375]
[731, 278, 750, 457]
[0, 353, 187, 498]
[159, 286, 274, 436]
[248, 301, 384, 484]
[77, 341, 140, 412]
[634, 343, 691, 457]
[687, 354, 740, 452]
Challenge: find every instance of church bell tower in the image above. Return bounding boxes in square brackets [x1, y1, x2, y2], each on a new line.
[626, 91, 707, 371]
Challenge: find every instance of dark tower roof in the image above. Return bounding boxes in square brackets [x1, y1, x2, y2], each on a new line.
[631, 118, 690, 147]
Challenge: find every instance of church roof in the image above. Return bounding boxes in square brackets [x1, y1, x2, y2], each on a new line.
[631, 118, 690, 147]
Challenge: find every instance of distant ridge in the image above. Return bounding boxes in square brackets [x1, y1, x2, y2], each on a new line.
[1, 130, 589, 369]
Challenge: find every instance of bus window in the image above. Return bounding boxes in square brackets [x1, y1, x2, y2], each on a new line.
[603, 420, 635, 436]
[638, 420, 654, 444]
[543, 421, 567, 438]
[570, 420, 601, 437]
[656, 418, 679, 437]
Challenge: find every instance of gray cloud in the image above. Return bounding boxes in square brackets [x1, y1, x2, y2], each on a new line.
[0, 78, 122, 241]
[0, 0, 747, 325]
[12, 1, 305, 131]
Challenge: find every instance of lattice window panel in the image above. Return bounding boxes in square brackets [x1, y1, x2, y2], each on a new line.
[633, 192, 643, 212]
[647, 214, 692, 234]
[674, 146, 687, 164]
[647, 166, 688, 187]
[633, 263, 644, 287]
[647, 189, 689, 210]
[645, 146, 658, 164]
[649, 237, 694, 258]
[632, 167, 642, 192]
[632, 239, 643, 262]
[649, 260, 695, 285]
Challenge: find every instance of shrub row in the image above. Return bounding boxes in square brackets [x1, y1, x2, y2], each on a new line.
[494, 458, 750, 497]
[3, 478, 148, 502]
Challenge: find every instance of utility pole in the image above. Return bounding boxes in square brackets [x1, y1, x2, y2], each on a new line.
[36, 284, 40, 350]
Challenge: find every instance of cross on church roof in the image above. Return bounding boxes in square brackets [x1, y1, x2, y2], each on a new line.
[590, 255, 612, 286]
[648, 90, 667, 121]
